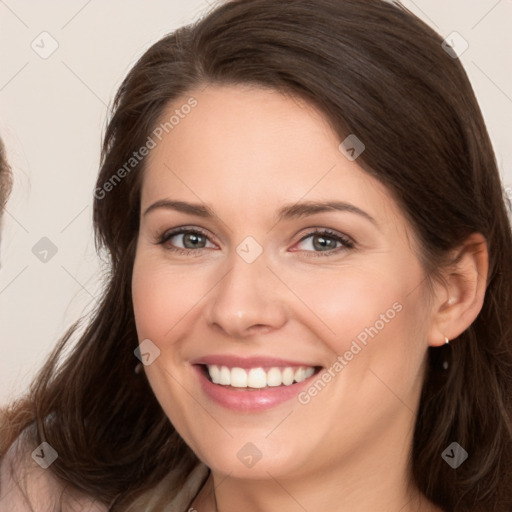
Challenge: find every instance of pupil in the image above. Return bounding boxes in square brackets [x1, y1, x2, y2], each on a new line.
[184, 233, 204, 248]
[314, 235, 335, 251]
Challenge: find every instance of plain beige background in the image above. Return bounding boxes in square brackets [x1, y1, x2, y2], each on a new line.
[1, 0, 511, 406]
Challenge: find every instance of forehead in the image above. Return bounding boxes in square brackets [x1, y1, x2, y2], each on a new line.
[141, 84, 400, 228]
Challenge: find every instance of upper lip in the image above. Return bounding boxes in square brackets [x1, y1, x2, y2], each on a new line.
[190, 355, 320, 369]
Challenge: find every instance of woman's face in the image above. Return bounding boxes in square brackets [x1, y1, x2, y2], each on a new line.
[132, 84, 436, 480]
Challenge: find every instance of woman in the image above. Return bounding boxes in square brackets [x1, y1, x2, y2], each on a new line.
[1, 0, 511, 510]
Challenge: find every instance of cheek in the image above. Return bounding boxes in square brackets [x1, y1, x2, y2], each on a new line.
[291, 270, 427, 443]
[131, 255, 190, 341]
[283, 260, 428, 386]
[277, 263, 408, 347]
[131, 245, 216, 338]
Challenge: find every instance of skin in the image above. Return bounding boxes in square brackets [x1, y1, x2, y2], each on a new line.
[131, 84, 488, 512]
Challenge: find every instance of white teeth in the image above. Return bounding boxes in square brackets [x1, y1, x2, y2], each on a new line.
[209, 365, 221, 384]
[304, 367, 315, 379]
[231, 367, 247, 388]
[205, 365, 316, 388]
[219, 366, 231, 385]
[282, 367, 294, 386]
[266, 367, 282, 387]
[294, 367, 305, 382]
[247, 368, 267, 388]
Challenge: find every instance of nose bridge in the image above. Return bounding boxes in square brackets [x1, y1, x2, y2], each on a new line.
[204, 245, 288, 337]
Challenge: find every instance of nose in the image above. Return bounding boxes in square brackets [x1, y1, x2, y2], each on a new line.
[203, 250, 289, 338]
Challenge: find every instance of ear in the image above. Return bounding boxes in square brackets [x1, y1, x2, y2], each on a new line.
[427, 232, 489, 347]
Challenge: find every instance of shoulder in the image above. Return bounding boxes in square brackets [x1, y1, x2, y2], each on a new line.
[0, 425, 108, 512]
[122, 461, 210, 511]
[0, 425, 60, 511]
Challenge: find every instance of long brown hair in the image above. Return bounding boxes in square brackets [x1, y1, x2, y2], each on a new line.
[2, 0, 511, 510]
[0, 137, 13, 218]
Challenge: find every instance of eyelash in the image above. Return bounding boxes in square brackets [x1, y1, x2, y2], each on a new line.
[155, 227, 355, 258]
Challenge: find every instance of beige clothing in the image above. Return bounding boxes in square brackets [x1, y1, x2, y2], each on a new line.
[125, 462, 210, 512]
[0, 422, 210, 512]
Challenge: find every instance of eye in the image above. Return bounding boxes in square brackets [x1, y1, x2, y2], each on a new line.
[155, 226, 354, 258]
[294, 229, 354, 257]
[156, 227, 216, 255]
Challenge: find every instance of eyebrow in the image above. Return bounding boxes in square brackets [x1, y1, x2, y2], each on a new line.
[143, 199, 378, 226]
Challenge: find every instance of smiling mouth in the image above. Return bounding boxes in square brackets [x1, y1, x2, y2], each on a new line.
[199, 364, 322, 390]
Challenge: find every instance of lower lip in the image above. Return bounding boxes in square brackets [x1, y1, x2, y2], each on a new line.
[194, 365, 319, 412]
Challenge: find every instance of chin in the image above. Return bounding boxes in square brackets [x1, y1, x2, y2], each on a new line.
[192, 434, 315, 481]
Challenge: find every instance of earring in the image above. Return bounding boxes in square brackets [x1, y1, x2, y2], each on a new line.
[442, 336, 450, 370]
